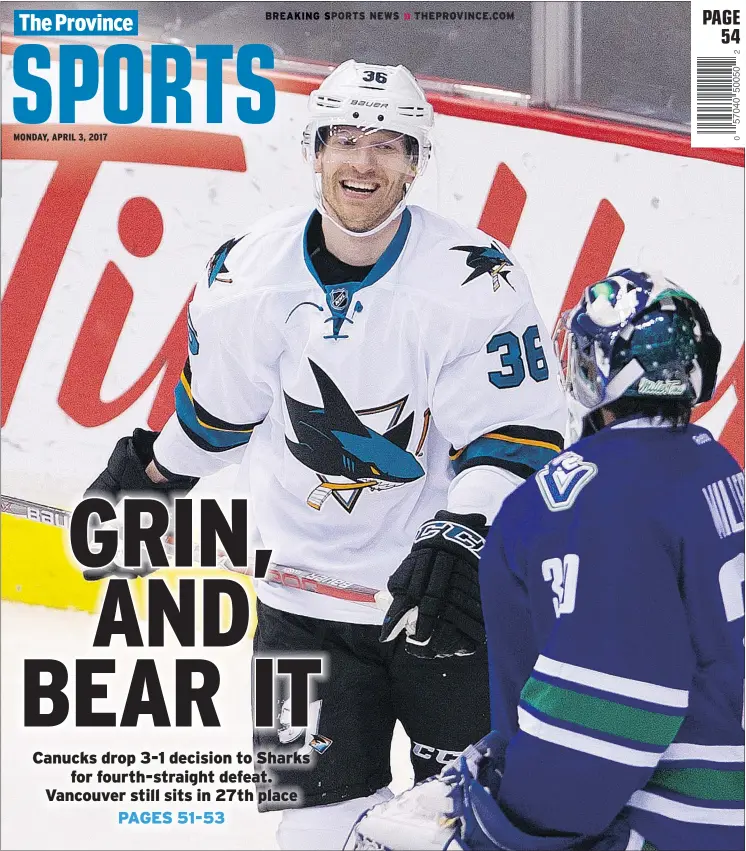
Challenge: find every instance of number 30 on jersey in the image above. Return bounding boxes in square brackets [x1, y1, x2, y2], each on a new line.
[542, 554, 580, 618]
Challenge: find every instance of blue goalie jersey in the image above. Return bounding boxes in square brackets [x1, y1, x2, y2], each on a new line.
[479, 418, 745, 851]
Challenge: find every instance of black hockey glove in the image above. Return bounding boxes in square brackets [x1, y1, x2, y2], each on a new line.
[85, 428, 198, 503]
[379, 510, 488, 659]
[83, 428, 199, 581]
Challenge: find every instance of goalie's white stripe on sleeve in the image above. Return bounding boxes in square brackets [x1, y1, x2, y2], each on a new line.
[628, 790, 745, 826]
[625, 829, 646, 850]
[659, 743, 744, 763]
[517, 706, 661, 767]
[533, 655, 689, 708]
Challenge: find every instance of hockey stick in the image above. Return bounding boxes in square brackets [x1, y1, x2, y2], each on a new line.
[0, 494, 70, 528]
[0, 493, 384, 606]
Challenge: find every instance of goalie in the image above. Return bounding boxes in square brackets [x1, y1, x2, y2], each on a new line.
[349, 271, 744, 851]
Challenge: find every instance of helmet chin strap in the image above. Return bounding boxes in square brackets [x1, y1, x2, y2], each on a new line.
[313, 173, 413, 238]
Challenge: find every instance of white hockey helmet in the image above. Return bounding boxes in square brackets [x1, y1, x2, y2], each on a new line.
[302, 59, 434, 236]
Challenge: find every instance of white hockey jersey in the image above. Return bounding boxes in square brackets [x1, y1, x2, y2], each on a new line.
[154, 205, 567, 623]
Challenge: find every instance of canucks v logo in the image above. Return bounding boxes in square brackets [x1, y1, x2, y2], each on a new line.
[451, 241, 515, 292]
[537, 451, 598, 512]
[284, 360, 425, 512]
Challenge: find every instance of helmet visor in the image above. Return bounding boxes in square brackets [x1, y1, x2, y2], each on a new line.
[552, 310, 608, 410]
[313, 125, 419, 179]
[552, 309, 573, 392]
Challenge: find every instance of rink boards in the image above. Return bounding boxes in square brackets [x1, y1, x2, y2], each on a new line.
[1, 38, 743, 613]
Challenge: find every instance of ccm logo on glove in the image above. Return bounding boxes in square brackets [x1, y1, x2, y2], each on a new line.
[414, 519, 485, 555]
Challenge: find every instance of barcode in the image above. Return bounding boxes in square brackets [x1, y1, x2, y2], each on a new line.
[696, 57, 737, 134]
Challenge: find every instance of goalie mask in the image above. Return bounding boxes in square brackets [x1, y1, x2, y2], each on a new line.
[302, 59, 434, 237]
[553, 269, 721, 438]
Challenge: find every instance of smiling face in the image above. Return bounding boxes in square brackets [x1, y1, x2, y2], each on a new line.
[315, 126, 416, 234]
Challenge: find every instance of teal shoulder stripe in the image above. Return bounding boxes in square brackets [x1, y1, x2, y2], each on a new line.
[648, 767, 745, 802]
[451, 433, 561, 478]
[488, 425, 564, 448]
[521, 677, 684, 748]
[175, 381, 253, 451]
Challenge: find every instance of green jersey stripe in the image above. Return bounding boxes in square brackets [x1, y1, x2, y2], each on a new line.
[517, 706, 661, 767]
[522, 677, 684, 746]
[648, 767, 745, 801]
[628, 789, 745, 826]
[534, 655, 689, 708]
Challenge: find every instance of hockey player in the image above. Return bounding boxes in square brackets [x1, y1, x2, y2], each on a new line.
[86, 60, 567, 849]
[349, 270, 744, 850]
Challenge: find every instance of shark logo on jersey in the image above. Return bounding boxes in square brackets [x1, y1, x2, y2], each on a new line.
[206, 236, 244, 287]
[536, 451, 598, 512]
[284, 360, 425, 512]
[451, 242, 515, 292]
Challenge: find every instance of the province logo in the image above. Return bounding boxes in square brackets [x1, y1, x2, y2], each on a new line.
[11, 12, 276, 126]
[637, 377, 687, 396]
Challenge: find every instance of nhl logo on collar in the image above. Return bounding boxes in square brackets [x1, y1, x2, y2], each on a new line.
[330, 287, 350, 311]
